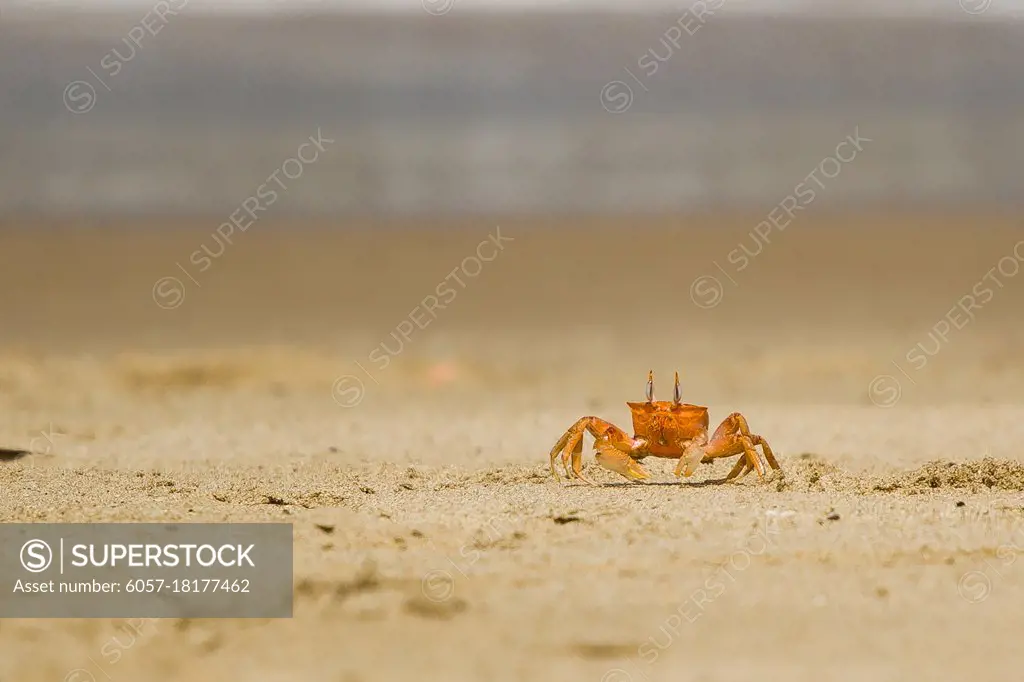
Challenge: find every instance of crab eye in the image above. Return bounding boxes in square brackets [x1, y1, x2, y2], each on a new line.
[673, 371, 681, 404]
[645, 370, 654, 402]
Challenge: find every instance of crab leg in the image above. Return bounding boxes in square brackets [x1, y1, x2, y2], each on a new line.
[595, 442, 651, 482]
[676, 412, 779, 480]
[724, 456, 750, 481]
[673, 437, 709, 478]
[549, 417, 647, 485]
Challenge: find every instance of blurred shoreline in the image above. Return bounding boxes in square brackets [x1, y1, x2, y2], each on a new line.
[3, 211, 1022, 341]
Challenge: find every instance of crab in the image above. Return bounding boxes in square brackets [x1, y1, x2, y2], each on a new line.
[548, 371, 780, 485]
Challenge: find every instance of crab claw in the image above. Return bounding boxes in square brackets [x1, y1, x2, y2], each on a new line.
[674, 442, 705, 478]
[595, 443, 650, 482]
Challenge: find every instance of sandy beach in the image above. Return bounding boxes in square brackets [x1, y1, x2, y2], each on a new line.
[2, 213, 1024, 681]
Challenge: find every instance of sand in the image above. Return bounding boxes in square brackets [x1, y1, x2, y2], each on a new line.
[1, 214, 1024, 681]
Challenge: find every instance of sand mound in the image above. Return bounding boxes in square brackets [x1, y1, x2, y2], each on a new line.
[771, 452, 863, 493]
[765, 454, 1024, 495]
[871, 457, 1024, 493]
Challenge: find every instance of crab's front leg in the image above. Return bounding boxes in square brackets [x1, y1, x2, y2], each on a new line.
[672, 432, 709, 479]
[594, 437, 651, 483]
[548, 417, 650, 485]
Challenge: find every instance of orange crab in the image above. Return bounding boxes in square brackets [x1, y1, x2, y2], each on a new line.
[549, 371, 780, 485]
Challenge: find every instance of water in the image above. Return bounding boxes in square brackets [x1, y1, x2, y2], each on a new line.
[2, 7, 1022, 216]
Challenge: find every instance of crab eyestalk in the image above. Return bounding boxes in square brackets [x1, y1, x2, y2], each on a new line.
[673, 371, 681, 405]
[646, 370, 654, 402]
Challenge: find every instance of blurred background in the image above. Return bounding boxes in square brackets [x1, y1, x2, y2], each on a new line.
[0, 0, 1022, 400]
[2, 0, 1023, 216]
